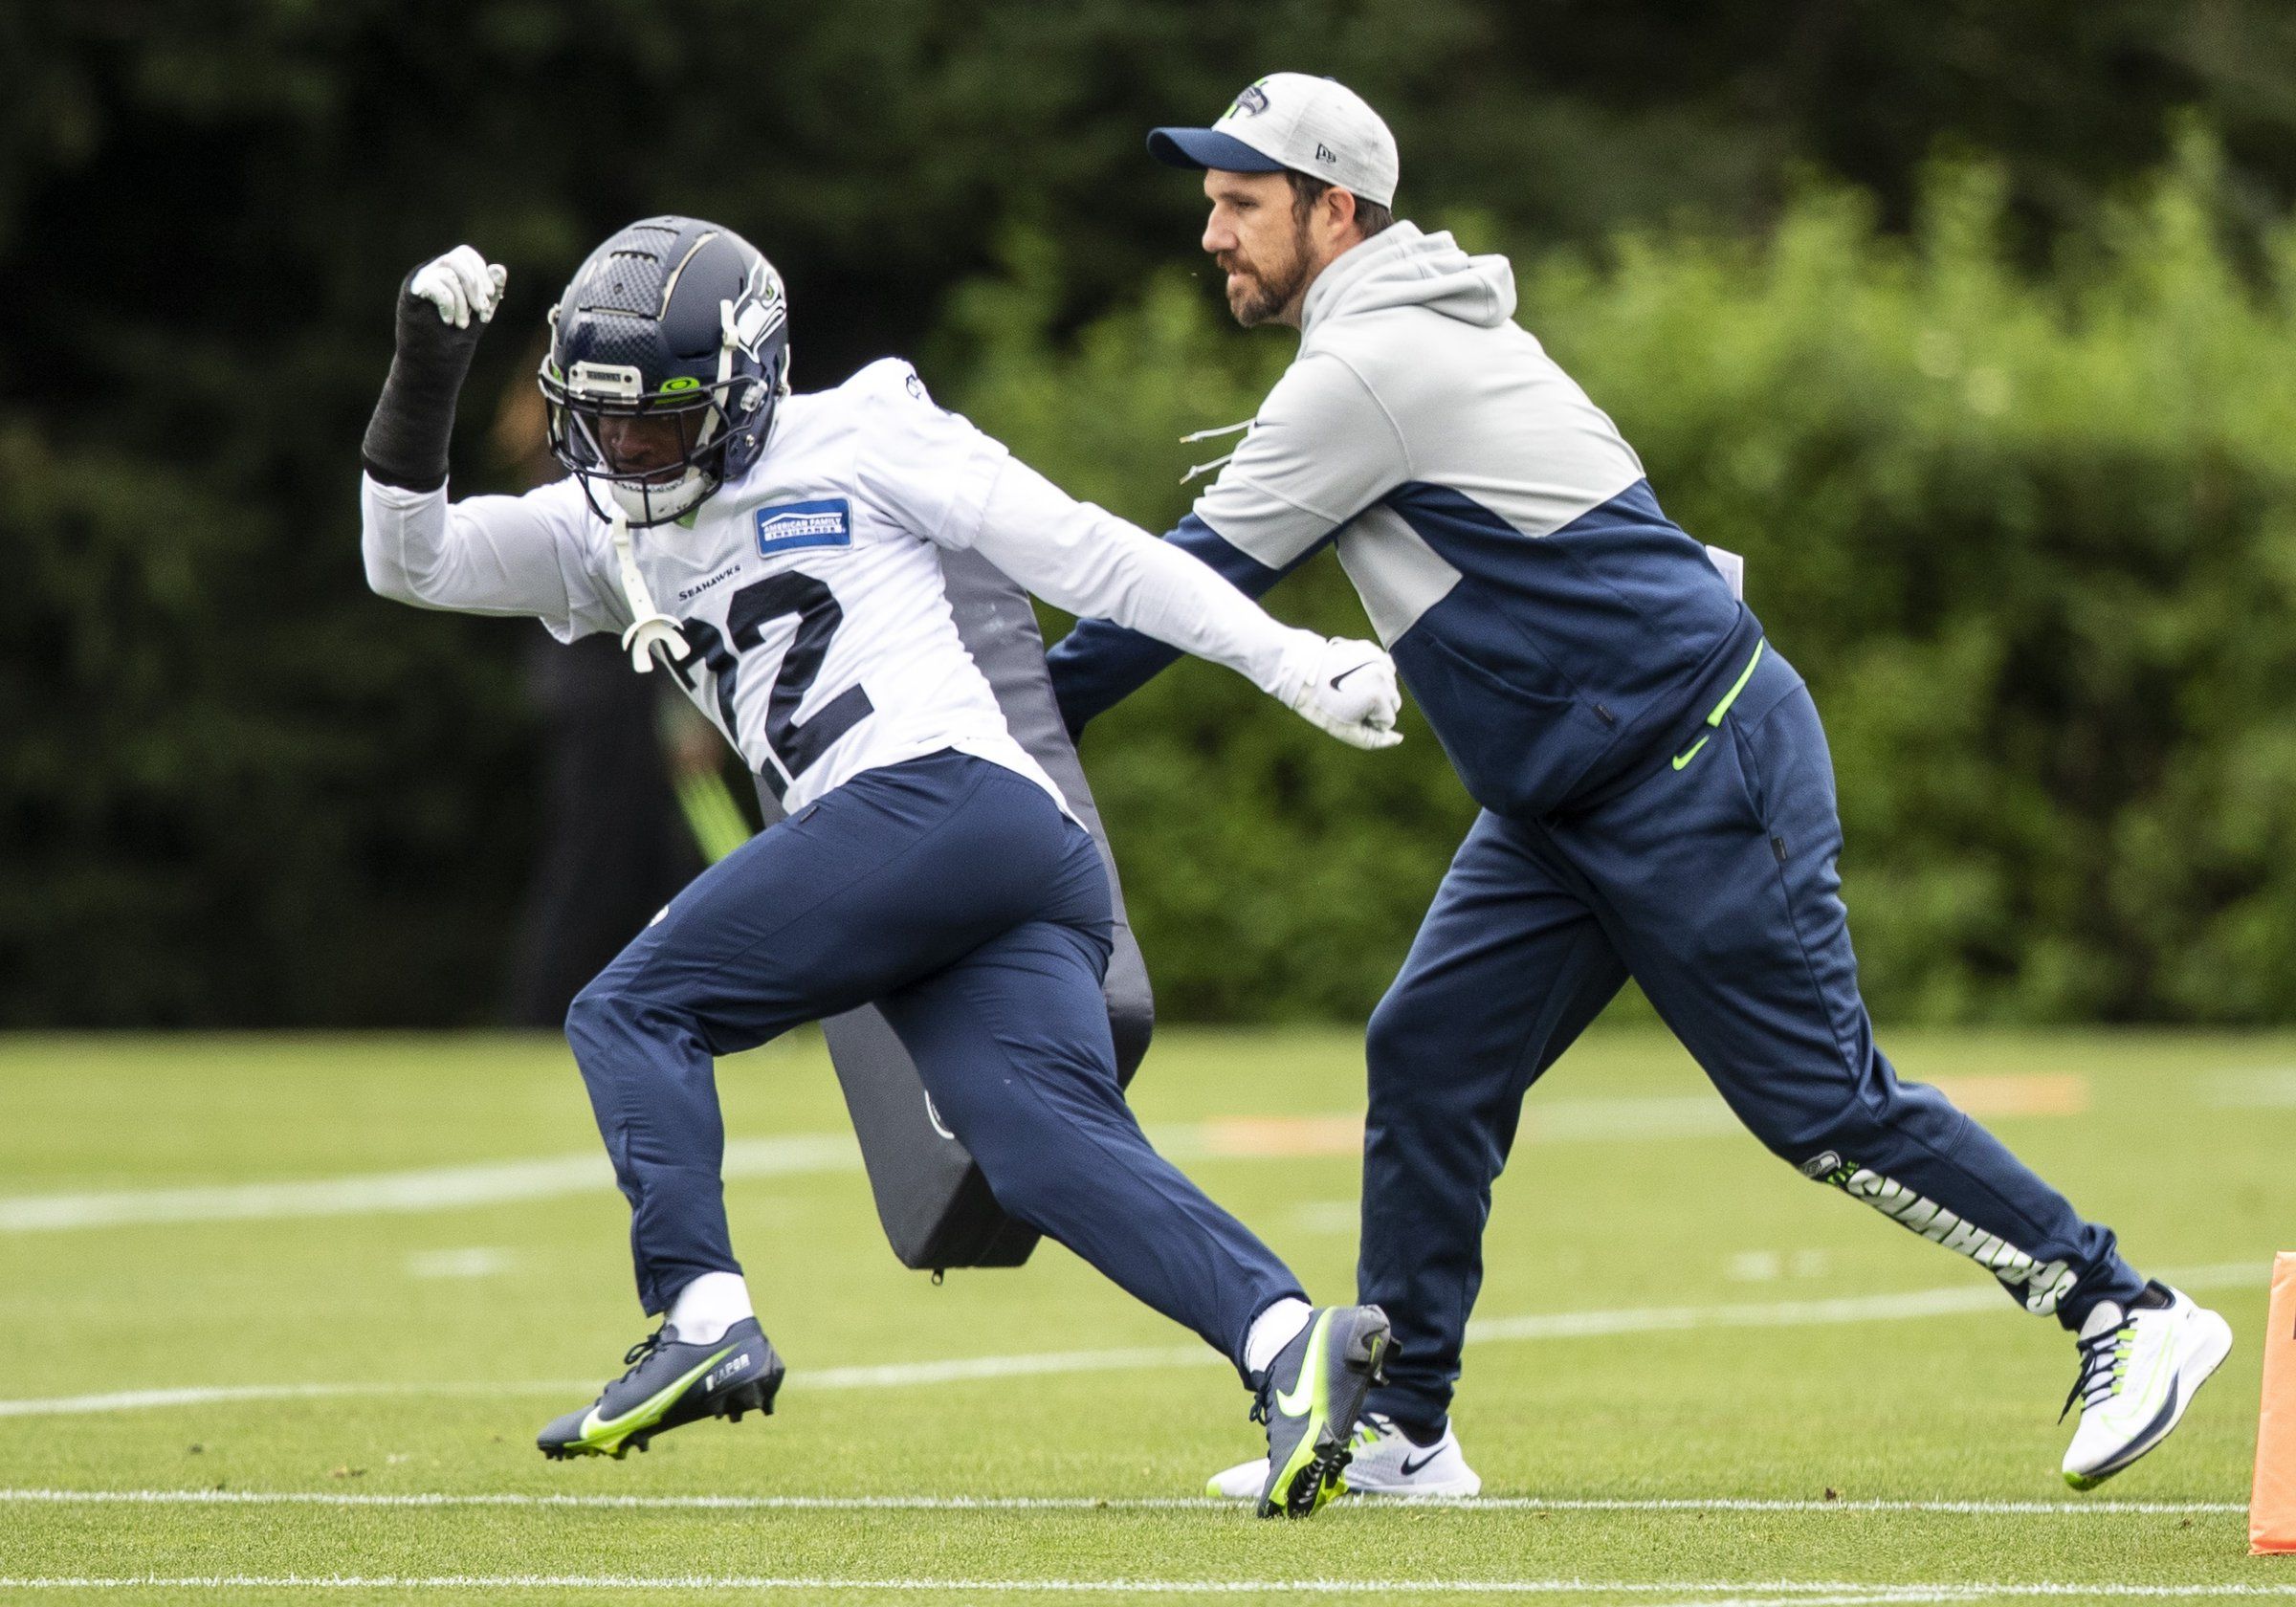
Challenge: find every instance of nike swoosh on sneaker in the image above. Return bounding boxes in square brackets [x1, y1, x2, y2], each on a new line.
[1272, 1311, 1332, 1420]
[1399, 1449, 1442, 1477]
[578, 1344, 737, 1442]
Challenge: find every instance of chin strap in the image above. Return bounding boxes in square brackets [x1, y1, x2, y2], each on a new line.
[609, 506, 691, 673]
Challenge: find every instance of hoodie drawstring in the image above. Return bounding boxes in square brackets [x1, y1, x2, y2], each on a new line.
[1180, 417, 1253, 484]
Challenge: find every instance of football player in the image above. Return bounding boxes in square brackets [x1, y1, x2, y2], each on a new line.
[357, 218, 1398, 1516]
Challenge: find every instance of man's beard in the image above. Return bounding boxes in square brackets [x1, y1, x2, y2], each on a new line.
[1221, 226, 1314, 327]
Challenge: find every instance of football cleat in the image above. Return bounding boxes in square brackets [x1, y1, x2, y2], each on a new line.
[2060, 1282, 2232, 1489]
[1208, 1410, 1481, 1501]
[1250, 1304, 1392, 1519]
[538, 1317, 784, 1461]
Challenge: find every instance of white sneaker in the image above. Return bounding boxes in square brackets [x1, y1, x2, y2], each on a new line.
[1206, 1411, 1481, 1500]
[2061, 1282, 2232, 1489]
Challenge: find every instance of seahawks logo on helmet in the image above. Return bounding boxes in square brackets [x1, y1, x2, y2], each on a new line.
[538, 216, 792, 527]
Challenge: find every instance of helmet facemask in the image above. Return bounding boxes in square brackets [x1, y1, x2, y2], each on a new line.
[541, 360, 727, 525]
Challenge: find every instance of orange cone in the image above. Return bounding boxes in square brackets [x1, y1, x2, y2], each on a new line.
[2252, 1253, 2296, 1554]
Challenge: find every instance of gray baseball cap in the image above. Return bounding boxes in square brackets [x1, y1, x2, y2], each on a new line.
[1148, 74, 1399, 208]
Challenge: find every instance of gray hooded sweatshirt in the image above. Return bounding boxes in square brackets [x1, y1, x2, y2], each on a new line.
[1049, 221, 1763, 819]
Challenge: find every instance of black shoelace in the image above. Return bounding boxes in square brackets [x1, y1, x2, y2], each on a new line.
[2059, 1320, 2131, 1423]
[618, 1329, 666, 1380]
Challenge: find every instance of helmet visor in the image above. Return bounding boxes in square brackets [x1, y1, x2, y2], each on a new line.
[541, 365, 729, 466]
[574, 402, 710, 480]
[538, 361, 749, 524]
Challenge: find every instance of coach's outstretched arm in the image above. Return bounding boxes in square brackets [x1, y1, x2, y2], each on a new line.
[1045, 352, 1405, 738]
[1041, 513, 1304, 739]
[360, 246, 598, 626]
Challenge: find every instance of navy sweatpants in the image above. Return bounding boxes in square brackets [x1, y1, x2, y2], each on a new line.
[564, 749, 1302, 1369]
[1358, 644, 2146, 1432]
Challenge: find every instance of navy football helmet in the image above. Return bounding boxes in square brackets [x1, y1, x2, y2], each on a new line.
[539, 216, 790, 526]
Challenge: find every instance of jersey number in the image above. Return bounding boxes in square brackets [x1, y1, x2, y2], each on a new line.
[671, 572, 874, 798]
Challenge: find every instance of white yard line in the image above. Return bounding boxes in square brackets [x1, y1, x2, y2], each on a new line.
[0, 1488, 2245, 1515]
[0, 1262, 2258, 1420]
[0, 1090, 1931, 1235]
[807, 1344, 1205, 1389]
[1653, 1597, 1943, 1607]
[2207, 1068, 2296, 1108]
[0, 1134, 861, 1234]
[1645, 1597, 1971, 1607]
[1474, 1283, 2064, 1341]
[16, 1065, 2285, 1238]
[0, 1381, 597, 1418]
[0, 1576, 2289, 1596]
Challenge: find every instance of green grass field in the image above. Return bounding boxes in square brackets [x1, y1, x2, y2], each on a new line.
[3, 1026, 2292, 1604]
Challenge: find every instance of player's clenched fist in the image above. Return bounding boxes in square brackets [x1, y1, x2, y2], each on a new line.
[408, 245, 507, 329]
[361, 245, 509, 494]
[1277, 634, 1403, 751]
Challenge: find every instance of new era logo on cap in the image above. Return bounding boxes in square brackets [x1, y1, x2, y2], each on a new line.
[1148, 73, 1400, 208]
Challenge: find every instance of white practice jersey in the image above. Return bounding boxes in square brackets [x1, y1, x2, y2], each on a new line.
[363, 359, 1312, 817]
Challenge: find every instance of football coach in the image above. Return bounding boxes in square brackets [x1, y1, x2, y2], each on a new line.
[1046, 72, 2229, 1497]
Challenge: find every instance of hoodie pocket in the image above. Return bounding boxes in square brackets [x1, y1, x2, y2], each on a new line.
[1400, 630, 1625, 817]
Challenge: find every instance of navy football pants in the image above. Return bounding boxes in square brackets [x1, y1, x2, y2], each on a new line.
[1359, 646, 2147, 1432]
[565, 749, 1302, 1369]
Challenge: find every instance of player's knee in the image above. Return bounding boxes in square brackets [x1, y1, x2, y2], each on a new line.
[973, 1150, 1071, 1228]
[562, 985, 612, 1057]
[1365, 987, 1481, 1120]
[563, 977, 654, 1060]
[1365, 986, 1432, 1083]
[966, 1094, 1144, 1225]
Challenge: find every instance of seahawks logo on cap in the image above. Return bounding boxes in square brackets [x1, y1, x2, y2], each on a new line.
[1229, 83, 1269, 118]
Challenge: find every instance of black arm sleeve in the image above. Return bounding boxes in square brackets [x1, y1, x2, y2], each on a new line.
[359, 274, 489, 493]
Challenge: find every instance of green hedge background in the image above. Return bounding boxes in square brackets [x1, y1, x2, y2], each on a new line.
[8, 3, 2296, 1025]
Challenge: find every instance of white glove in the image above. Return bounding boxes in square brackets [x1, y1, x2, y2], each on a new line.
[1275, 632, 1403, 751]
[408, 245, 507, 329]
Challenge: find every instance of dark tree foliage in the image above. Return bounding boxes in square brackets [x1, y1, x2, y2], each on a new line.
[2, 0, 2292, 1024]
